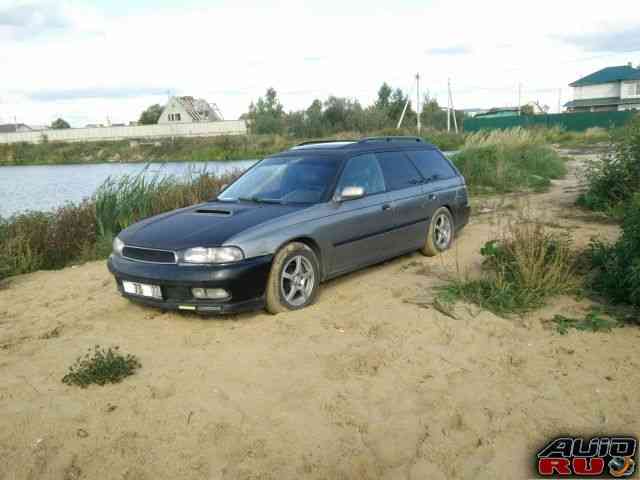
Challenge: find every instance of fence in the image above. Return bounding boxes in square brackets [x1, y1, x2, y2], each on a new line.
[0, 120, 247, 144]
[464, 110, 636, 132]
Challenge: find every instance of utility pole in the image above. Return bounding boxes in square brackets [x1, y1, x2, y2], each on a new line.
[447, 78, 458, 134]
[416, 73, 421, 134]
[518, 82, 522, 115]
[557, 88, 562, 113]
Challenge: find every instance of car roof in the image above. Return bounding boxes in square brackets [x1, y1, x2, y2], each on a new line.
[269, 137, 439, 158]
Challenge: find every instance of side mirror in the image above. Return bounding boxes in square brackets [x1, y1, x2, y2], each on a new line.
[336, 186, 365, 202]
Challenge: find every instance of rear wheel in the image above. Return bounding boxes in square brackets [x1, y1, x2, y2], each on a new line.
[421, 207, 454, 257]
[265, 242, 320, 314]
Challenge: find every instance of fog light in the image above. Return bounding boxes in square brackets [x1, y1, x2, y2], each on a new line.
[192, 288, 230, 300]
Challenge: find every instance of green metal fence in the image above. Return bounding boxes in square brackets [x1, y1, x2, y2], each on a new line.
[464, 110, 636, 132]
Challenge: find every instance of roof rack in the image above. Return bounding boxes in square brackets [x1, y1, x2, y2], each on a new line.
[358, 136, 424, 144]
[294, 139, 357, 147]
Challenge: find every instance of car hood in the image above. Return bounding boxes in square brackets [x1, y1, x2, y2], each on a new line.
[118, 201, 307, 251]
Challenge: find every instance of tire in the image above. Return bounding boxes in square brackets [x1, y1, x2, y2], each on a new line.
[421, 207, 455, 257]
[265, 242, 320, 314]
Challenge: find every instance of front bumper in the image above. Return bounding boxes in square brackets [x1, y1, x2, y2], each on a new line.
[107, 253, 273, 314]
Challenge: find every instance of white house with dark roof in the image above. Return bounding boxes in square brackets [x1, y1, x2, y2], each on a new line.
[158, 96, 223, 124]
[565, 64, 640, 112]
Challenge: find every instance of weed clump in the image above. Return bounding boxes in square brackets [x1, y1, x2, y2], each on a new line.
[444, 221, 578, 315]
[62, 345, 141, 388]
[551, 310, 620, 335]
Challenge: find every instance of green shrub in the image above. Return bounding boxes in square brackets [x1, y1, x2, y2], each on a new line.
[578, 115, 640, 213]
[444, 222, 578, 315]
[452, 142, 566, 193]
[589, 193, 640, 308]
[62, 345, 141, 388]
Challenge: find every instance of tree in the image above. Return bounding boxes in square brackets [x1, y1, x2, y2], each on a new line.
[252, 88, 285, 135]
[139, 104, 163, 125]
[50, 118, 70, 129]
[375, 83, 392, 111]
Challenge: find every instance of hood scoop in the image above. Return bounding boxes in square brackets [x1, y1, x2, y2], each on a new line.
[194, 208, 233, 216]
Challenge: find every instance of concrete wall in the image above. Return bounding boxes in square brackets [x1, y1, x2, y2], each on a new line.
[0, 120, 247, 144]
[572, 82, 621, 100]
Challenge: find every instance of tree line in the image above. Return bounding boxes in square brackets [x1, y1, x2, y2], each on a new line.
[241, 83, 465, 137]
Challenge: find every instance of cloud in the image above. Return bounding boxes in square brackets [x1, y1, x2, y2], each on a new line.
[28, 87, 172, 102]
[0, 2, 71, 36]
[426, 45, 472, 55]
[558, 26, 640, 53]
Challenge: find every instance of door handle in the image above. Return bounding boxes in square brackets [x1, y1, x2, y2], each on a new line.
[382, 203, 393, 211]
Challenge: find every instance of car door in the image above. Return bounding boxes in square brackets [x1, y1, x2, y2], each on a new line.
[374, 150, 429, 253]
[405, 149, 462, 227]
[325, 153, 398, 275]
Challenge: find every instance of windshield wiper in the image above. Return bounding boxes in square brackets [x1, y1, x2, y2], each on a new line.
[238, 196, 285, 204]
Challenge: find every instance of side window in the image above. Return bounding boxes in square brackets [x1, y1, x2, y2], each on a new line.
[375, 151, 422, 190]
[336, 154, 386, 196]
[406, 150, 456, 181]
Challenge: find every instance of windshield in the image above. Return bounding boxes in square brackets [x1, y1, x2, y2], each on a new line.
[218, 156, 340, 204]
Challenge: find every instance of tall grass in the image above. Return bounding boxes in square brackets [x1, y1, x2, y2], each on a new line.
[443, 220, 578, 315]
[453, 129, 567, 193]
[0, 168, 239, 281]
[0, 130, 466, 166]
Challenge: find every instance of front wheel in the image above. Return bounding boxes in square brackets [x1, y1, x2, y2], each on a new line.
[421, 207, 454, 257]
[265, 242, 320, 314]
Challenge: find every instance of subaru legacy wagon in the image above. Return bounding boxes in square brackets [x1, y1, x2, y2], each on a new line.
[108, 137, 470, 314]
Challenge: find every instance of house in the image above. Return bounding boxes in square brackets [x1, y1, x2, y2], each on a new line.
[0, 123, 32, 133]
[565, 64, 640, 112]
[158, 96, 223, 124]
[473, 107, 520, 119]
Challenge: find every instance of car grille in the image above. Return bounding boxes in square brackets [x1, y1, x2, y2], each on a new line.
[122, 246, 176, 264]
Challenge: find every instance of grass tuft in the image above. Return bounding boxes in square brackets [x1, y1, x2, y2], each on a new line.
[62, 345, 141, 388]
[442, 221, 578, 315]
[551, 310, 620, 335]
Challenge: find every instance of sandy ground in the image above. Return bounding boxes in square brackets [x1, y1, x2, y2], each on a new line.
[1, 153, 638, 480]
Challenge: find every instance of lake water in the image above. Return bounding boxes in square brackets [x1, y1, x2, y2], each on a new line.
[0, 160, 257, 218]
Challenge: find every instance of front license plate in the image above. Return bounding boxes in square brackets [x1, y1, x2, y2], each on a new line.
[122, 281, 162, 299]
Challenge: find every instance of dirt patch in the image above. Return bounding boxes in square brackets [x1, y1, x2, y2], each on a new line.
[0, 154, 638, 479]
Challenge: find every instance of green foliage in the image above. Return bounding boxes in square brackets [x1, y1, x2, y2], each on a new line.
[249, 88, 286, 135]
[50, 118, 70, 129]
[443, 222, 578, 315]
[578, 115, 640, 213]
[138, 104, 163, 125]
[551, 310, 620, 335]
[588, 194, 640, 308]
[0, 169, 239, 281]
[452, 132, 566, 193]
[62, 345, 141, 388]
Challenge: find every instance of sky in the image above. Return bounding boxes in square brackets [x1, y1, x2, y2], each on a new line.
[1, 0, 639, 127]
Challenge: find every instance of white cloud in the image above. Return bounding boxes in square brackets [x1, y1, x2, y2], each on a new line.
[1, 0, 640, 126]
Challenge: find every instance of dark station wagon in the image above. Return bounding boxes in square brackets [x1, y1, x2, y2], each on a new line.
[108, 137, 470, 314]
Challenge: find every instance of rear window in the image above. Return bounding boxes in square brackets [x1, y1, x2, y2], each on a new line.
[375, 151, 422, 191]
[406, 150, 457, 181]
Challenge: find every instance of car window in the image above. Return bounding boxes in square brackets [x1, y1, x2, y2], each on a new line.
[406, 149, 456, 181]
[218, 156, 340, 204]
[335, 154, 386, 196]
[375, 151, 422, 190]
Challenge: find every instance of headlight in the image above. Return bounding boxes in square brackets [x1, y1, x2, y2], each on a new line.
[180, 246, 244, 264]
[113, 236, 125, 256]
